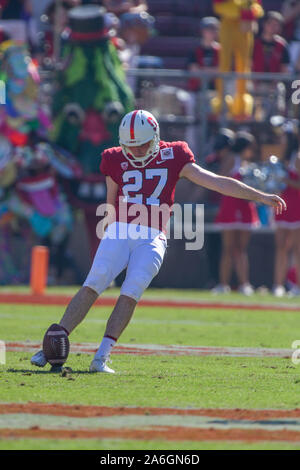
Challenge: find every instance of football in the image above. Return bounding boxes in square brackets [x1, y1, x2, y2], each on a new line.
[42, 323, 70, 366]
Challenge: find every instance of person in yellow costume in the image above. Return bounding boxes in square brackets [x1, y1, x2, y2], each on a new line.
[213, 0, 264, 117]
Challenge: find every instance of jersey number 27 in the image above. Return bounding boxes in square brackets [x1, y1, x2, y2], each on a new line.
[122, 169, 168, 206]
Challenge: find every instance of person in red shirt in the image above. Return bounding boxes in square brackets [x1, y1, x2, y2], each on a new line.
[30, 110, 286, 373]
[282, 0, 300, 73]
[186, 17, 220, 152]
[213, 132, 260, 296]
[253, 11, 290, 74]
[187, 16, 220, 92]
[253, 11, 290, 118]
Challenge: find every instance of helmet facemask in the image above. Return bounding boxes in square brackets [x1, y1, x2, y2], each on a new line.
[121, 133, 160, 168]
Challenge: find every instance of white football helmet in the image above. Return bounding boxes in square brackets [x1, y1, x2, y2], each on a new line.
[119, 110, 160, 168]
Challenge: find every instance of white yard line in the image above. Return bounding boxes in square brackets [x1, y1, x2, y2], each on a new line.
[1, 413, 300, 432]
[5, 341, 293, 358]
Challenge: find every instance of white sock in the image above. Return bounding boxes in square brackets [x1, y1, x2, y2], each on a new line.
[95, 336, 116, 360]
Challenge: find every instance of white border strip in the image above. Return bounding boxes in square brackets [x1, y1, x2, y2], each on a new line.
[5, 341, 293, 358]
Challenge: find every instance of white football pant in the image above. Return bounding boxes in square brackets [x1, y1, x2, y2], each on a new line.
[83, 222, 167, 301]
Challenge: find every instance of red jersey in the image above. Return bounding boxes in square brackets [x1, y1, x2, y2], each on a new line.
[215, 159, 259, 229]
[253, 36, 290, 73]
[100, 141, 195, 232]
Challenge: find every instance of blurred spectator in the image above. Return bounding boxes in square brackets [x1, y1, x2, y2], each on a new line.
[31, 1, 77, 35]
[292, 51, 300, 75]
[0, 0, 29, 19]
[212, 131, 259, 296]
[119, 11, 154, 53]
[0, 26, 10, 43]
[282, 0, 300, 72]
[253, 11, 290, 74]
[102, 0, 147, 16]
[252, 11, 290, 120]
[38, 0, 73, 60]
[118, 11, 155, 92]
[187, 17, 220, 92]
[0, 0, 32, 42]
[30, 0, 53, 34]
[205, 128, 236, 184]
[185, 17, 220, 154]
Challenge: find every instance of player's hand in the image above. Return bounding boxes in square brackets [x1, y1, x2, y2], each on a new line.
[260, 194, 287, 215]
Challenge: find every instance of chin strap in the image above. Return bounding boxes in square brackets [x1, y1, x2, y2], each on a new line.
[123, 150, 159, 168]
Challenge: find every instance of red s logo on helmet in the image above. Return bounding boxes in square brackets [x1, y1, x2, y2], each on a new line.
[147, 116, 157, 131]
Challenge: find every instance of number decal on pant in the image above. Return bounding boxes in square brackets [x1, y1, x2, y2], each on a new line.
[122, 169, 168, 205]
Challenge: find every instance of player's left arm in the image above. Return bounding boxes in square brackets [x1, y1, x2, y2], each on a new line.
[106, 176, 119, 207]
[180, 162, 287, 215]
[102, 176, 119, 232]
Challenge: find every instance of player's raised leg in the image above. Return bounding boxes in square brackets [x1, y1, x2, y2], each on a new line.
[31, 232, 130, 368]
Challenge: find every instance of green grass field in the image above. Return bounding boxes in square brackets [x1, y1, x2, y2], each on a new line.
[1, 287, 300, 450]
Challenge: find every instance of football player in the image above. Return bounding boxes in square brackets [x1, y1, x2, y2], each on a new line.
[31, 110, 286, 373]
